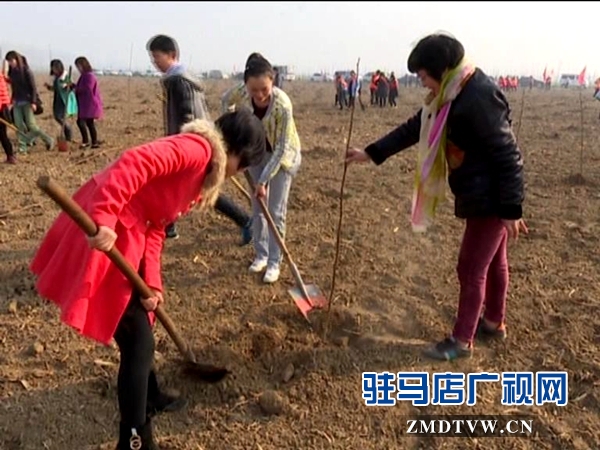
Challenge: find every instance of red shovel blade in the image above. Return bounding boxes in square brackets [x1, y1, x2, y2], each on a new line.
[289, 284, 328, 321]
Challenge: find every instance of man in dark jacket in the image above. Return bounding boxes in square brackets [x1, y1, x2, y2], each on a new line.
[147, 35, 252, 243]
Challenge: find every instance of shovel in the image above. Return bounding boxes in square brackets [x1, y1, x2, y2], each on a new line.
[56, 126, 69, 152]
[243, 171, 327, 321]
[36, 175, 229, 383]
[56, 69, 69, 152]
[230, 176, 252, 205]
[0, 117, 28, 139]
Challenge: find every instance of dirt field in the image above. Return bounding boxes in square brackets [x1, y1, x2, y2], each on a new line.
[0, 76, 599, 450]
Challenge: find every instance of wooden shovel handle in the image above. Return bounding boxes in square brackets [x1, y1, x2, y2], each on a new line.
[230, 176, 252, 204]
[36, 176, 196, 362]
[0, 117, 25, 137]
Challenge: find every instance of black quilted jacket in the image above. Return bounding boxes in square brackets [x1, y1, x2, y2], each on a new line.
[365, 68, 524, 220]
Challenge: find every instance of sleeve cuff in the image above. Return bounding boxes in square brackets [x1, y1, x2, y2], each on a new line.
[498, 204, 522, 220]
[365, 143, 387, 165]
[89, 210, 118, 231]
[144, 269, 163, 293]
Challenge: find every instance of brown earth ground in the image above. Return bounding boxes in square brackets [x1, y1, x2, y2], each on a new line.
[0, 77, 599, 450]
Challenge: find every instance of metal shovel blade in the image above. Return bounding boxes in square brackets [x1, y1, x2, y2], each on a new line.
[289, 284, 328, 321]
[182, 361, 231, 383]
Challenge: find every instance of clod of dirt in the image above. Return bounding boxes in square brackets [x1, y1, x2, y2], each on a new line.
[309, 308, 361, 344]
[32, 369, 53, 378]
[29, 341, 44, 356]
[258, 390, 287, 416]
[7, 301, 17, 314]
[332, 336, 349, 347]
[281, 363, 295, 383]
[154, 351, 165, 366]
[250, 327, 284, 358]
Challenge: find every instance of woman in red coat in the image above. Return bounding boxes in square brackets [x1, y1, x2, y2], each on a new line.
[0, 65, 16, 164]
[30, 109, 266, 450]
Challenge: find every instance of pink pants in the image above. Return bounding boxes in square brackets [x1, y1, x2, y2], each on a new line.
[452, 217, 509, 344]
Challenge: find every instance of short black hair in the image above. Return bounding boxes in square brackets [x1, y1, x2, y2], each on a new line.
[215, 109, 266, 170]
[244, 56, 274, 83]
[407, 33, 465, 81]
[50, 59, 64, 76]
[146, 34, 179, 58]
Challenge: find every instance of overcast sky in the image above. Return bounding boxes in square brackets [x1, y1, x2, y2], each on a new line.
[1, 1, 596, 78]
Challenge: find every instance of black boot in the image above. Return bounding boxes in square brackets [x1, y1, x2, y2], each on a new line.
[146, 370, 187, 418]
[165, 223, 179, 239]
[117, 420, 159, 450]
[147, 390, 187, 417]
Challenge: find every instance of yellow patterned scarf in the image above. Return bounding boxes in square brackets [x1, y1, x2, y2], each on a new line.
[411, 59, 476, 232]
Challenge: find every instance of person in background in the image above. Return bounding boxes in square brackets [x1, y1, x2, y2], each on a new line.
[4, 51, 54, 153]
[346, 33, 526, 361]
[370, 71, 380, 105]
[376, 72, 389, 107]
[273, 66, 284, 89]
[72, 56, 103, 149]
[147, 34, 253, 243]
[594, 77, 600, 119]
[388, 72, 399, 107]
[347, 70, 365, 111]
[45, 59, 77, 143]
[0, 65, 16, 163]
[224, 55, 302, 284]
[335, 73, 348, 110]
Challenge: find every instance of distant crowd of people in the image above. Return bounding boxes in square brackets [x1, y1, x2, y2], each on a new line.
[0, 51, 104, 164]
[334, 69, 399, 110]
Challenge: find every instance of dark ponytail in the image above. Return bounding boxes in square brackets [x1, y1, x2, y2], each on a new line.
[244, 56, 274, 83]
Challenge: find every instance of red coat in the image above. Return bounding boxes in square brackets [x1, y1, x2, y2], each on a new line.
[30, 128, 225, 345]
[0, 75, 10, 109]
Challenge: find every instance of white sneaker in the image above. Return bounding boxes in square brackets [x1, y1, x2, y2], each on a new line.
[263, 265, 280, 284]
[249, 258, 268, 273]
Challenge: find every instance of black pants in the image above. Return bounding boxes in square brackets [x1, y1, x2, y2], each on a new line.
[54, 114, 73, 141]
[166, 193, 250, 233]
[347, 95, 365, 111]
[77, 118, 98, 145]
[113, 292, 158, 428]
[0, 120, 14, 158]
[215, 194, 250, 227]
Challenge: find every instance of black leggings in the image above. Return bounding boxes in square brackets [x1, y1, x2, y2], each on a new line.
[0, 120, 14, 158]
[54, 114, 73, 141]
[215, 194, 251, 227]
[113, 292, 158, 427]
[77, 118, 98, 145]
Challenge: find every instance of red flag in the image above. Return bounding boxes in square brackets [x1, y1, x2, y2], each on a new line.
[578, 66, 587, 85]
